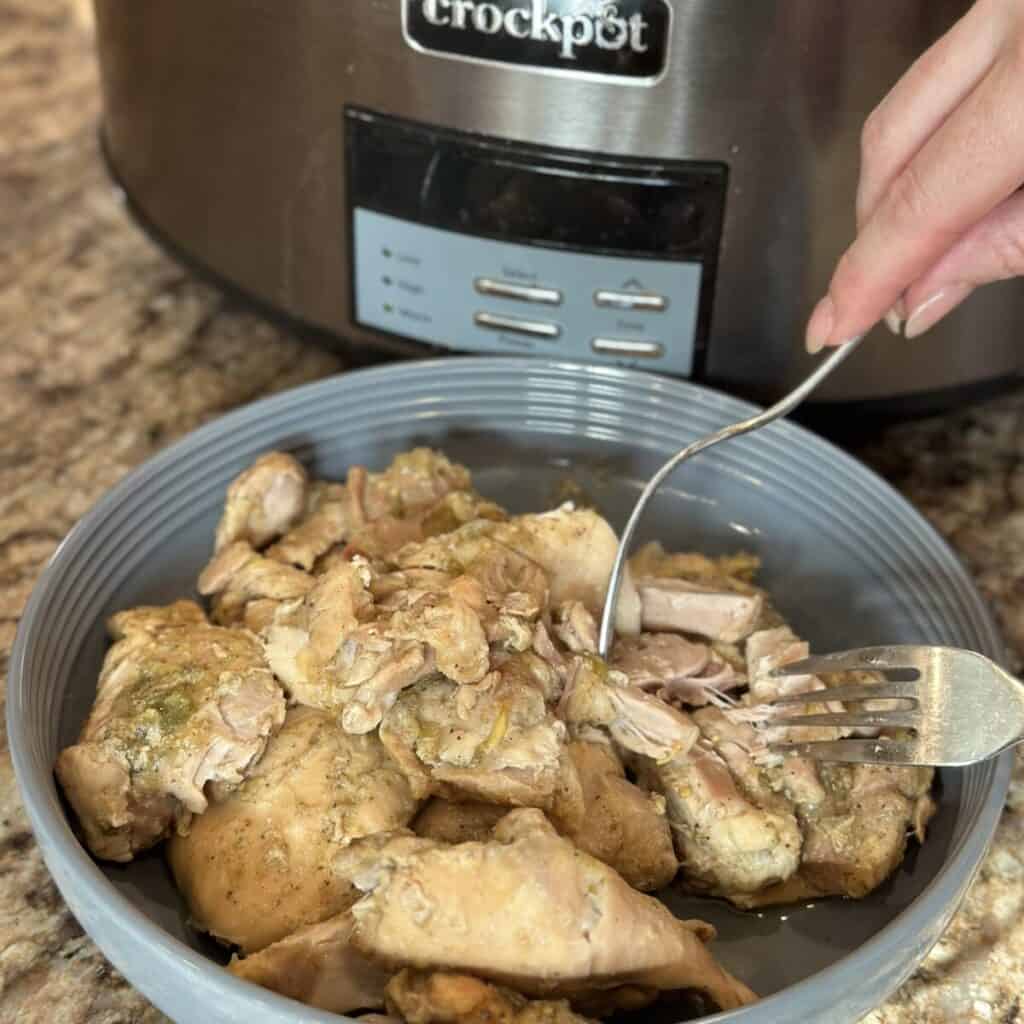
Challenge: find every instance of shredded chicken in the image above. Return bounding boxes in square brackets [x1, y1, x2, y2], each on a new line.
[380, 672, 568, 808]
[611, 632, 743, 707]
[558, 656, 700, 763]
[262, 558, 490, 733]
[264, 449, 476, 571]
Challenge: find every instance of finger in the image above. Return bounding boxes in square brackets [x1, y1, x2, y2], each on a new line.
[900, 187, 1024, 338]
[807, 53, 1024, 352]
[857, 0, 1007, 228]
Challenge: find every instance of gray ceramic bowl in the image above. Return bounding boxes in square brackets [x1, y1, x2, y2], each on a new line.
[8, 358, 1010, 1024]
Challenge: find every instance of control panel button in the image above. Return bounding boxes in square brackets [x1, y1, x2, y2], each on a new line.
[594, 290, 669, 313]
[474, 312, 561, 340]
[592, 338, 665, 358]
[475, 278, 562, 306]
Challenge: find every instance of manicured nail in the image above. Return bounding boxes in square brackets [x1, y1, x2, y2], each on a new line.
[883, 308, 904, 336]
[805, 295, 835, 354]
[904, 284, 972, 340]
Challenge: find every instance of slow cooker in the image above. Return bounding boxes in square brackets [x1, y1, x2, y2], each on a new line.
[92, 0, 1023, 410]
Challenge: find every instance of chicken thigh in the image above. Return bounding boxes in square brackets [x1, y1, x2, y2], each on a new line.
[380, 671, 567, 808]
[214, 452, 308, 552]
[555, 739, 678, 892]
[264, 448, 475, 571]
[55, 604, 285, 862]
[168, 705, 417, 953]
[350, 809, 755, 1011]
[491, 507, 642, 636]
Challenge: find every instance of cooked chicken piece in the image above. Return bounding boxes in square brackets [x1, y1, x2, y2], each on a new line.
[641, 740, 803, 898]
[494, 648, 564, 704]
[229, 910, 391, 1015]
[412, 799, 509, 845]
[264, 450, 477, 571]
[198, 540, 315, 626]
[214, 452, 308, 552]
[380, 672, 567, 808]
[349, 808, 756, 1011]
[695, 626, 936, 906]
[558, 656, 699, 763]
[419, 490, 508, 537]
[733, 763, 936, 908]
[341, 490, 508, 564]
[267, 480, 355, 571]
[532, 620, 568, 675]
[55, 614, 285, 862]
[738, 626, 845, 808]
[167, 706, 417, 954]
[636, 577, 763, 643]
[551, 601, 598, 654]
[229, 831, 438, 1013]
[611, 633, 743, 707]
[386, 969, 598, 1024]
[746, 625, 821, 697]
[107, 600, 208, 639]
[262, 558, 490, 733]
[395, 522, 549, 653]
[361, 448, 473, 521]
[554, 739, 678, 892]
[491, 506, 641, 636]
[262, 558, 376, 693]
[629, 543, 761, 593]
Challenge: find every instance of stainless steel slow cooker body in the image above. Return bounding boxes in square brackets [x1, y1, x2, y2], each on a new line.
[93, 0, 1023, 406]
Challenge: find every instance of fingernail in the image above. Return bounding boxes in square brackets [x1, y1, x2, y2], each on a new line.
[904, 284, 972, 340]
[805, 295, 835, 354]
[883, 308, 904, 336]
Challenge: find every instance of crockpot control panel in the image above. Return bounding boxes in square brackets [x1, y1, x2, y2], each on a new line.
[346, 108, 727, 375]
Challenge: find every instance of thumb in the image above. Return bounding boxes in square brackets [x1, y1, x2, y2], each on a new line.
[901, 188, 1024, 339]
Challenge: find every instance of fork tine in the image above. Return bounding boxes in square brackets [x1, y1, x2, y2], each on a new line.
[770, 737, 924, 765]
[767, 709, 920, 730]
[769, 646, 918, 678]
[769, 678, 918, 707]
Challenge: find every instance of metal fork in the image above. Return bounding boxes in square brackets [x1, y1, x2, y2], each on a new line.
[597, 336, 865, 657]
[763, 645, 1024, 767]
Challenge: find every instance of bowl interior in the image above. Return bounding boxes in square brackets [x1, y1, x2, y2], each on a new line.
[11, 360, 1007, 1024]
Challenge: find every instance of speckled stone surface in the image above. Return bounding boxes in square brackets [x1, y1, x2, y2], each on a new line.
[1, 4, 1023, 1023]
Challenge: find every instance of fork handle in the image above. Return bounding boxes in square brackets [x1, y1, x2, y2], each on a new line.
[596, 337, 866, 658]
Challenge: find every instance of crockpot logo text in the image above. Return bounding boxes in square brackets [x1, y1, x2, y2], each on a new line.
[419, 0, 649, 61]
[403, 0, 671, 80]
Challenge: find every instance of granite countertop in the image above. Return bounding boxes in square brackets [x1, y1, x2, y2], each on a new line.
[2, 3, 1023, 1022]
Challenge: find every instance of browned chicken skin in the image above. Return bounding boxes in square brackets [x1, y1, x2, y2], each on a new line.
[56, 603, 285, 862]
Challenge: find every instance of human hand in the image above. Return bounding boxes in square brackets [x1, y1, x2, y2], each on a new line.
[805, 0, 1024, 352]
